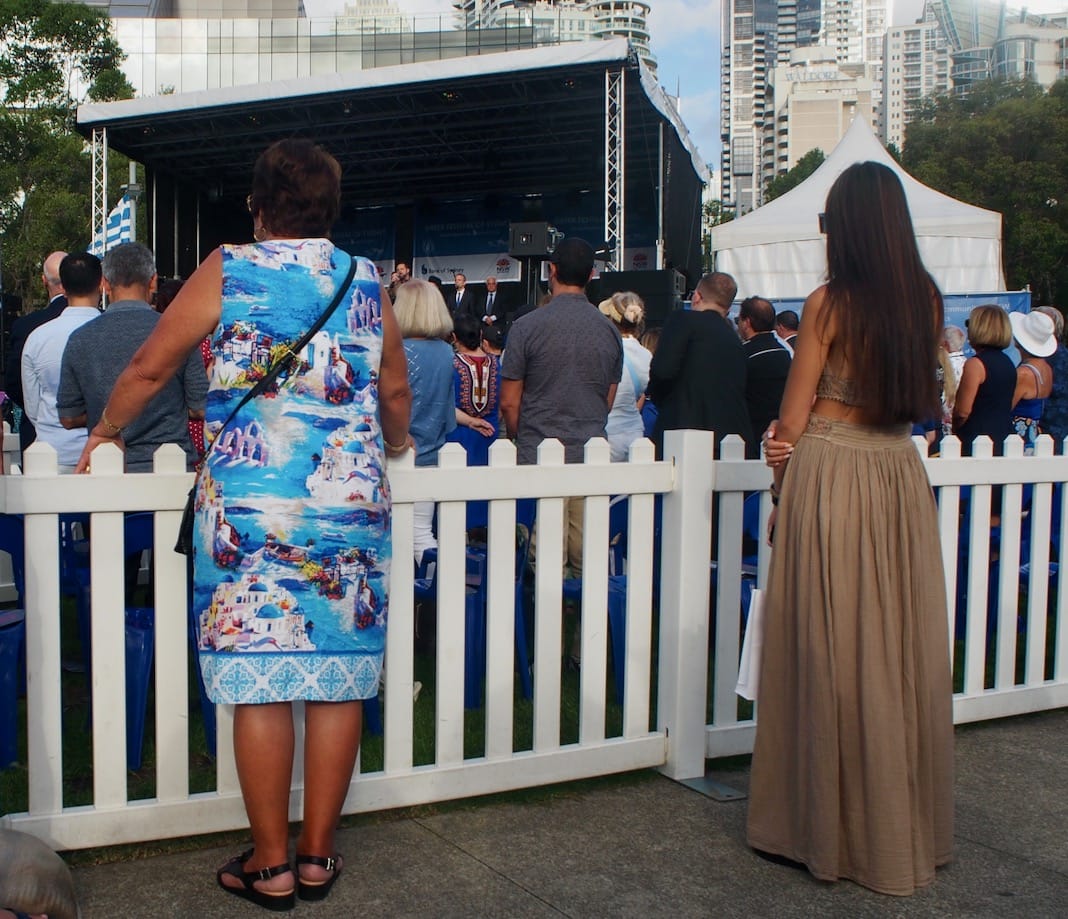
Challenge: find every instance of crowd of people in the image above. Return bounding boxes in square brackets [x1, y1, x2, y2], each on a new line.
[3, 137, 1066, 915]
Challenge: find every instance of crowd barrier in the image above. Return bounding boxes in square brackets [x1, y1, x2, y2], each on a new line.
[0, 429, 1066, 851]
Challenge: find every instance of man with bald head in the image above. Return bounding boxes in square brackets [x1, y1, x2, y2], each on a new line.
[4, 251, 70, 451]
[22, 252, 103, 471]
[648, 271, 752, 456]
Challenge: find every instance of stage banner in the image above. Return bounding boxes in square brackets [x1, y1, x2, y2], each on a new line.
[415, 252, 522, 283]
[335, 206, 395, 278]
[734, 291, 1031, 328]
[413, 191, 658, 278]
[722, 290, 1032, 359]
[541, 191, 657, 269]
[624, 247, 659, 271]
[414, 203, 520, 283]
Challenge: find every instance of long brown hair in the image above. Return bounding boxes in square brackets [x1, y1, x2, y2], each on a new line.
[823, 161, 943, 425]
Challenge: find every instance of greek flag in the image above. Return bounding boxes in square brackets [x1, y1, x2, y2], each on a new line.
[87, 195, 132, 255]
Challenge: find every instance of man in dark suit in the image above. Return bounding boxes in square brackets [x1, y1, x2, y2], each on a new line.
[737, 296, 792, 456]
[775, 309, 799, 353]
[648, 271, 752, 458]
[477, 275, 511, 325]
[449, 272, 475, 317]
[4, 250, 68, 451]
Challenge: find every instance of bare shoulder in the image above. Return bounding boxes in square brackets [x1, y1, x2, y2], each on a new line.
[800, 285, 836, 342]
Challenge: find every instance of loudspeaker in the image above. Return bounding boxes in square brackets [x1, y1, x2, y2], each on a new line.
[509, 222, 550, 257]
[589, 270, 681, 325]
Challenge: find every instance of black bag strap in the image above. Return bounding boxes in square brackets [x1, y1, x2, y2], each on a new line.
[211, 254, 357, 439]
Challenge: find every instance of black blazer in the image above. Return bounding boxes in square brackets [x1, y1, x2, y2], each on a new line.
[448, 287, 476, 316]
[478, 286, 515, 320]
[648, 308, 752, 456]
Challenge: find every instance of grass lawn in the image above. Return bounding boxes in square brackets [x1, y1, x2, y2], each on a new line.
[1, 591, 637, 819]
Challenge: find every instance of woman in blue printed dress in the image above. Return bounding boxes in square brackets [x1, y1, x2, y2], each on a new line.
[76, 140, 412, 911]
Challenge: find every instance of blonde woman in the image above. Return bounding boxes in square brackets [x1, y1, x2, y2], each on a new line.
[393, 279, 456, 563]
[952, 305, 1015, 455]
[598, 291, 650, 461]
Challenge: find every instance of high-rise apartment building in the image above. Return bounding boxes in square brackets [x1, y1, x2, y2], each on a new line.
[452, 1, 655, 71]
[881, 17, 951, 149]
[766, 46, 874, 177]
[721, 1, 888, 214]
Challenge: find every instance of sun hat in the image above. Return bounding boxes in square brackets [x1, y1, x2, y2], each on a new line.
[1010, 310, 1057, 358]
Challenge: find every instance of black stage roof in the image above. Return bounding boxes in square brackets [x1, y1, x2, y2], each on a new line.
[77, 39, 709, 281]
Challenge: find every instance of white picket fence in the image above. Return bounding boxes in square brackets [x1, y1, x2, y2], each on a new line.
[1, 428, 1067, 851]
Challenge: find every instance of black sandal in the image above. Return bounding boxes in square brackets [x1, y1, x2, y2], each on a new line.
[295, 853, 343, 901]
[216, 848, 295, 912]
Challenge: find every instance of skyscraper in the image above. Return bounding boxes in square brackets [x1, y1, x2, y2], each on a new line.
[881, 16, 951, 150]
[452, 1, 655, 71]
[721, 1, 888, 213]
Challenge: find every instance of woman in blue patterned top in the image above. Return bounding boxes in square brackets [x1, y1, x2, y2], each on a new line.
[76, 139, 412, 911]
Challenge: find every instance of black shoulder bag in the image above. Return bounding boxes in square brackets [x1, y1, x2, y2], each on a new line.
[175, 255, 358, 554]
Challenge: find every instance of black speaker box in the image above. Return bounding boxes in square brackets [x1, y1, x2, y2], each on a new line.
[509, 222, 550, 257]
[588, 270, 681, 324]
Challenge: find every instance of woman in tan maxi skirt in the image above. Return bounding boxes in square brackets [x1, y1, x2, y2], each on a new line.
[748, 162, 954, 896]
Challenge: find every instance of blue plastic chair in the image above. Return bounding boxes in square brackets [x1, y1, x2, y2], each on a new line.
[185, 563, 219, 757]
[0, 608, 25, 769]
[415, 546, 488, 709]
[0, 515, 27, 768]
[124, 606, 155, 771]
[561, 496, 635, 705]
[69, 513, 166, 771]
[512, 499, 536, 700]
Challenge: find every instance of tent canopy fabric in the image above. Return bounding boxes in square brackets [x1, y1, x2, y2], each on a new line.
[710, 117, 1004, 298]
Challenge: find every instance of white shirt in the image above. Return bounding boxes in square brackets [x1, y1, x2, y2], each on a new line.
[605, 336, 652, 462]
[22, 306, 101, 467]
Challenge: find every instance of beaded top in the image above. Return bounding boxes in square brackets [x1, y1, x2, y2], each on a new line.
[815, 369, 862, 407]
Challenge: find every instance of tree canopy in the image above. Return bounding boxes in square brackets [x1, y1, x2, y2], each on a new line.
[0, 0, 133, 308]
[764, 148, 825, 203]
[903, 79, 1068, 306]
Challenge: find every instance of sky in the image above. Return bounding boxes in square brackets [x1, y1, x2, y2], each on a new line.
[300, 1, 1065, 167]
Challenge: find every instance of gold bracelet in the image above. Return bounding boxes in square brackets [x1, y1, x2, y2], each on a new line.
[383, 434, 409, 454]
[100, 408, 123, 436]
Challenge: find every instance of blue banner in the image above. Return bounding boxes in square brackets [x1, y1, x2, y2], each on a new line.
[335, 206, 395, 264]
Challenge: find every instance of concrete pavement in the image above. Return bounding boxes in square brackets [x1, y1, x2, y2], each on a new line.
[70, 709, 1068, 917]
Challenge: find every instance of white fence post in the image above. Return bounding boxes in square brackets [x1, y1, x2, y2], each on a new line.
[657, 429, 715, 780]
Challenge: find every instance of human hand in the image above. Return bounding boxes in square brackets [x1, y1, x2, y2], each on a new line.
[469, 418, 495, 437]
[762, 421, 794, 468]
[74, 428, 124, 474]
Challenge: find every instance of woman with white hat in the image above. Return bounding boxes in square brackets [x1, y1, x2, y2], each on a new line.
[1010, 309, 1057, 454]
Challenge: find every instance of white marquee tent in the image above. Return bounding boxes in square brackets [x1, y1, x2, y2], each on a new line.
[710, 117, 1005, 299]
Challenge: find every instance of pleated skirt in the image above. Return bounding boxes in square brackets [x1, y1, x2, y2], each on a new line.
[746, 415, 955, 896]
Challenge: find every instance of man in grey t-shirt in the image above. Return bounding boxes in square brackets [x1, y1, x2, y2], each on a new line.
[500, 237, 622, 576]
[57, 243, 207, 472]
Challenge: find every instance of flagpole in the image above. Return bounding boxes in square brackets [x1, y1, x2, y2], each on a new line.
[123, 162, 142, 245]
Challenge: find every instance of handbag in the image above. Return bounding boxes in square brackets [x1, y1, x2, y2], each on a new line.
[734, 586, 765, 702]
[174, 254, 358, 554]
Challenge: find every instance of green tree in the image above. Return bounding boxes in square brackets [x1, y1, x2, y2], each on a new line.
[903, 79, 1068, 304]
[702, 198, 734, 270]
[764, 148, 825, 203]
[0, 0, 133, 307]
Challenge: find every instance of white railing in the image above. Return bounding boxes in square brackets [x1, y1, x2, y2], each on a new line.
[1, 429, 1067, 851]
[703, 432, 1068, 759]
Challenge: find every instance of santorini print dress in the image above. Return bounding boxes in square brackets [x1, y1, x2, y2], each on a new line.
[192, 240, 390, 704]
